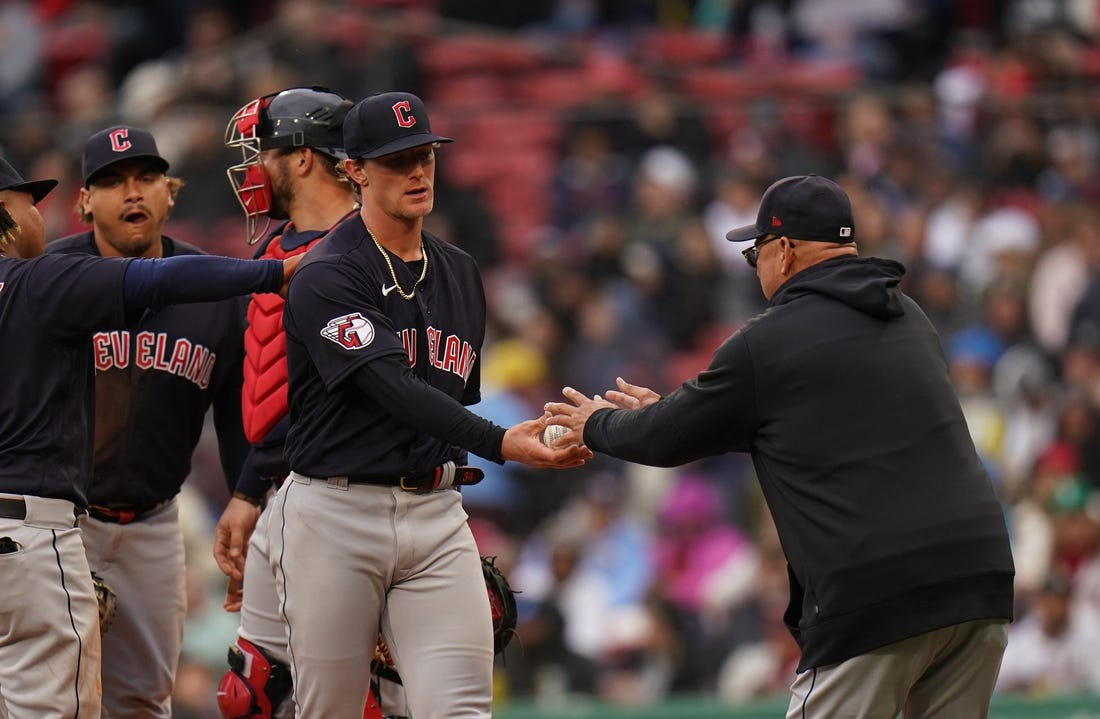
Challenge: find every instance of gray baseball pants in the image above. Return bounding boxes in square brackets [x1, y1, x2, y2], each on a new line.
[81, 499, 185, 719]
[240, 490, 409, 718]
[269, 473, 493, 719]
[0, 495, 101, 719]
[787, 618, 1009, 719]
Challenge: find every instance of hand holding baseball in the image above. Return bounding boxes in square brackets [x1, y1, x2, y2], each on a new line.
[541, 423, 573, 447]
[544, 386, 618, 439]
[501, 414, 592, 469]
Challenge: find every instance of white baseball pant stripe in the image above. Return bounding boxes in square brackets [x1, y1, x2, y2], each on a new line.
[269, 473, 493, 719]
[0, 494, 101, 719]
[80, 499, 185, 719]
[788, 618, 1008, 719]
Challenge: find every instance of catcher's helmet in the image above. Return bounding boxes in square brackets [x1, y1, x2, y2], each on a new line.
[225, 86, 353, 244]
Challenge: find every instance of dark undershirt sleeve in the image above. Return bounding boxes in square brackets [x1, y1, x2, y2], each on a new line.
[234, 447, 274, 501]
[353, 353, 506, 464]
[122, 255, 283, 310]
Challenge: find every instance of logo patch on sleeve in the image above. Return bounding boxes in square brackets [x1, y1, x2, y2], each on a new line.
[320, 312, 375, 350]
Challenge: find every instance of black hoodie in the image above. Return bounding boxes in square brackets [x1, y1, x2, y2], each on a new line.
[584, 256, 1014, 670]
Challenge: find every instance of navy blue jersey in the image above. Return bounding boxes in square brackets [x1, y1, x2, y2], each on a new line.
[49, 232, 249, 508]
[0, 252, 132, 505]
[283, 216, 485, 477]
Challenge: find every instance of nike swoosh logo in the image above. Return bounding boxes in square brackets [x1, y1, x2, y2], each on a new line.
[381, 283, 398, 297]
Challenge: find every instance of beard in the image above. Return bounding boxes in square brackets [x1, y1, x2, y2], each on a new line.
[266, 155, 294, 220]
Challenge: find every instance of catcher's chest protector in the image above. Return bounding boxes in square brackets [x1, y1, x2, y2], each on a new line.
[242, 235, 321, 442]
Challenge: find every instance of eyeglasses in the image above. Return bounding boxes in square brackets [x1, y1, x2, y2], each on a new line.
[742, 235, 781, 269]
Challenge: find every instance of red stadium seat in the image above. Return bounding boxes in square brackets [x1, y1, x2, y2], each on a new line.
[511, 69, 595, 110]
[681, 68, 771, 103]
[776, 59, 861, 93]
[466, 112, 561, 149]
[425, 72, 509, 108]
[419, 35, 541, 77]
[635, 29, 731, 68]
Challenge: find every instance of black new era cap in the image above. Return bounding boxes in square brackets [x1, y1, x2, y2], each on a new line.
[343, 92, 452, 160]
[0, 157, 57, 204]
[726, 175, 855, 244]
[82, 126, 170, 186]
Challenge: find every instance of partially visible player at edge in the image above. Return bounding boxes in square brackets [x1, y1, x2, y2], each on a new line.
[546, 175, 1014, 719]
[0, 157, 297, 719]
[211, 86, 401, 719]
[269, 91, 591, 719]
[46, 124, 251, 719]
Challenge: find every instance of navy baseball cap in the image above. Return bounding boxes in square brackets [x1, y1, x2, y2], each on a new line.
[343, 92, 452, 160]
[0, 157, 57, 204]
[726, 174, 855, 244]
[82, 125, 170, 186]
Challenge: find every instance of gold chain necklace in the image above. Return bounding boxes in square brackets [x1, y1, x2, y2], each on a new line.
[367, 225, 427, 300]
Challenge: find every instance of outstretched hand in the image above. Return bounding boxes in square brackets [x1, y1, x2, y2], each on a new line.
[501, 413, 592, 468]
[604, 376, 660, 409]
[543, 386, 618, 439]
[544, 378, 658, 446]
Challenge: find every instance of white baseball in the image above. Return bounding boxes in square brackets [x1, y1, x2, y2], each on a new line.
[541, 424, 572, 446]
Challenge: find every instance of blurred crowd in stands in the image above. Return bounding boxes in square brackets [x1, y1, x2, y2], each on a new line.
[7, 0, 1100, 714]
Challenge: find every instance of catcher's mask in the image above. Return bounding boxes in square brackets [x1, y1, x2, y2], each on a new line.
[216, 638, 292, 719]
[225, 86, 352, 244]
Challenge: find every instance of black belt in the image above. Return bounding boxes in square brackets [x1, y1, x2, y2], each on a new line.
[0, 498, 26, 520]
[0, 497, 83, 521]
[347, 466, 485, 493]
[88, 502, 165, 525]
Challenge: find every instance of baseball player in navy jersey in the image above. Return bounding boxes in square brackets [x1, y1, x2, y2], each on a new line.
[270, 91, 591, 719]
[210, 86, 388, 719]
[45, 125, 252, 719]
[0, 157, 298, 719]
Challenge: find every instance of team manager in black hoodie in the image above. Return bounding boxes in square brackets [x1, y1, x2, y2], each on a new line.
[547, 175, 1014, 719]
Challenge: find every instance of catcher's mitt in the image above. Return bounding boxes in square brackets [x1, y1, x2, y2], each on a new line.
[92, 571, 118, 636]
[482, 555, 517, 654]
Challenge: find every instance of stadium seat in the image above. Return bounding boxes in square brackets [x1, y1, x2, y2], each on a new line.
[635, 29, 731, 68]
[419, 35, 541, 77]
[511, 69, 595, 110]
